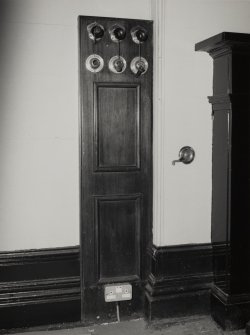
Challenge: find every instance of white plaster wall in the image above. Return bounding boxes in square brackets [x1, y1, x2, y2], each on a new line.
[152, 0, 250, 246]
[0, 0, 151, 251]
[2, 0, 250, 251]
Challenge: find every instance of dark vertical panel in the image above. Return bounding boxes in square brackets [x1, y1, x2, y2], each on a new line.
[211, 110, 230, 244]
[196, 32, 250, 330]
[79, 16, 153, 322]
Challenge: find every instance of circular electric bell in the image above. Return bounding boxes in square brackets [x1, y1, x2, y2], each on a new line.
[109, 24, 126, 43]
[130, 56, 148, 77]
[131, 26, 148, 44]
[85, 54, 104, 73]
[87, 22, 105, 41]
[109, 56, 126, 74]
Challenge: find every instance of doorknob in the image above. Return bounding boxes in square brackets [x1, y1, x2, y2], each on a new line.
[172, 146, 195, 165]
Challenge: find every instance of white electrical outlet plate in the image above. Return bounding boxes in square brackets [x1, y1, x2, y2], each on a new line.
[104, 283, 132, 302]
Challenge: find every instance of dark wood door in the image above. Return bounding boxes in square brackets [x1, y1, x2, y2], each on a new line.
[79, 16, 153, 321]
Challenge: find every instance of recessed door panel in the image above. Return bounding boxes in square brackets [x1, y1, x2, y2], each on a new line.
[94, 83, 140, 171]
[95, 194, 141, 282]
[79, 16, 152, 320]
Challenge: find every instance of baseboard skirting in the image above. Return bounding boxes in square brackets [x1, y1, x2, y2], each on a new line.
[0, 246, 81, 329]
[145, 289, 211, 321]
[0, 277, 81, 330]
[0, 276, 80, 307]
[0, 246, 80, 282]
[0, 300, 81, 330]
[146, 243, 213, 320]
[0, 246, 80, 265]
[0, 243, 215, 329]
[211, 285, 250, 330]
[82, 281, 145, 324]
[146, 272, 213, 296]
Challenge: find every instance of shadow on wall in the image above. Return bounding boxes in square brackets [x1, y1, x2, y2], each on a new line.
[0, 1, 22, 242]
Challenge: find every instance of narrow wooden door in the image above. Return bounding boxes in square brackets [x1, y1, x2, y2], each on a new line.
[79, 16, 153, 321]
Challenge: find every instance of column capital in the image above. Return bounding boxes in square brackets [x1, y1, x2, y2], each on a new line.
[195, 32, 250, 58]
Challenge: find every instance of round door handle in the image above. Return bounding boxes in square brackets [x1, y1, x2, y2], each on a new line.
[172, 146, 195, 165]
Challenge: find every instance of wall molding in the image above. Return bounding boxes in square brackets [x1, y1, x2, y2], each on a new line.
[145, 243, 213, 320]
[151, 0, 168, 246]
[0, 246, 81, 329]
[0, 246, 79, 265]
[0, 246, 80, 282]
[0, 276, 80, 307]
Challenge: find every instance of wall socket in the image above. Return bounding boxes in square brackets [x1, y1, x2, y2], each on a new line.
[104, 283, 132, 302]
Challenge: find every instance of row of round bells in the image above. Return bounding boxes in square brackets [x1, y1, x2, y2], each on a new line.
[87, 22, 148, 44]
[85, 54, 148, 75]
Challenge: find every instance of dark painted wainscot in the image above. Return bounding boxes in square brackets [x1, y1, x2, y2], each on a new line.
[0, 243, 217, 331]
[0, 246, 80, 330]
[145, 243, 214, 320]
